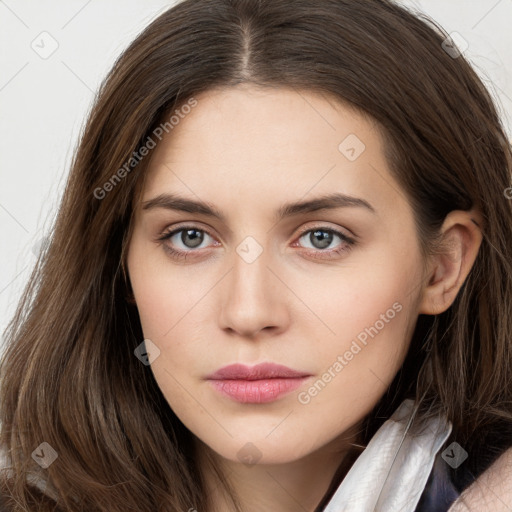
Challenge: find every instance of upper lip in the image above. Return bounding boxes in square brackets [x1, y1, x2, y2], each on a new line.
[206, 363, 311, 380]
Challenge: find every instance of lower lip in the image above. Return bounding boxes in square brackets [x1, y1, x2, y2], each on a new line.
[208, 377, 309, 403]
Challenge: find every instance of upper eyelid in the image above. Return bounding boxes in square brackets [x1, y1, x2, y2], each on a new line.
[296, 224, 354, 240]
[160, 223, 218, 241]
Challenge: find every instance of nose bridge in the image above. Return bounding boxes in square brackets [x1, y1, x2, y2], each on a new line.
[218, 234, 287, 336]
[230, 235, 271, 303]
[235, 234, 266, 271]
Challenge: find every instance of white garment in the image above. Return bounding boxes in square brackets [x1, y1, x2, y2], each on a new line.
[323, 399, 452, 512]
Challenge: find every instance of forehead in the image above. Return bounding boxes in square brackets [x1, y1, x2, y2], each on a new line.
[137, 85, 405, 221]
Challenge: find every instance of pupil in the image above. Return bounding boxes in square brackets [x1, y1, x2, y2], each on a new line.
[311, 230, 332, 249]
[182, 229, 203, 248]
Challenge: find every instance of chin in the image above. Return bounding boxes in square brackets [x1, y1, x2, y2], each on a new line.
[204, 437, 312, 467]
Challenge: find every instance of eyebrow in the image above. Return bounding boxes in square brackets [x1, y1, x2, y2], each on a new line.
[141, 192, 376, 222]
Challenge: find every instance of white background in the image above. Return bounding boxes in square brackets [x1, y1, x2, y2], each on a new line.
[1, 0, 511, 349]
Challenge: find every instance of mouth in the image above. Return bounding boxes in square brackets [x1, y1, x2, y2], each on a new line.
[205, 363, 312, 404]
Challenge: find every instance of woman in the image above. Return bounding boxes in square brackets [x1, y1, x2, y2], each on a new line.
[1, 0, 511, 510]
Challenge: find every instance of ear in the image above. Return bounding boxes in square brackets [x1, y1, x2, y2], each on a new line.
[418, 209, 483, 315]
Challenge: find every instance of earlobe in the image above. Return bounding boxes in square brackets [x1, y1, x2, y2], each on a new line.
[418, 210, 483, 316]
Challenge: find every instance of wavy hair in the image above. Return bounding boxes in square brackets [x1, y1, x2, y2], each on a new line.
[1, 0, 511, 510]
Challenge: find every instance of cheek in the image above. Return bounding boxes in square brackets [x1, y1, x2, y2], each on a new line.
[292, 253, 420, 407]
[127, 243, 225, 424]
[296, 256, 420, 414]
[127, 234, 207, 341]
[127, 252, 210, 423]
[300, 250, 417, 339]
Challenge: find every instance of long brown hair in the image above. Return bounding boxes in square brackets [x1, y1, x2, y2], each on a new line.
[1, 0, 511, 510]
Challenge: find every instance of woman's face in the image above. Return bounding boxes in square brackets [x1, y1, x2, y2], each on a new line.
[126, 84, 427, 464]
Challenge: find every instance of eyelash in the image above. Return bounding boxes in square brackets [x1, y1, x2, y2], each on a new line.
[156, 224, 356, 262]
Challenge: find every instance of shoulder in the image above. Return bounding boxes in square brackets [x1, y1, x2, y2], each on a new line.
[447, 446, 512, 511]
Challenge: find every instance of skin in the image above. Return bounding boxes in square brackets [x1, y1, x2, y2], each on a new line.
[126, 84, 483, 511]
[448, 448, 512, 511]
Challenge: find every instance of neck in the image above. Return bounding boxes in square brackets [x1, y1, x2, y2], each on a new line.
[195, 430, 365, 512]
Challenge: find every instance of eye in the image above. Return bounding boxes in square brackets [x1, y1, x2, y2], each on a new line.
[158, 226, 216, 253]
[156, 224, 356, 262]
[294, 227, 355, 259]
[156, 225, 221, 261]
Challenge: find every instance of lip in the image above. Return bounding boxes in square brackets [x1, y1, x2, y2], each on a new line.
[206, 363, 312, 404]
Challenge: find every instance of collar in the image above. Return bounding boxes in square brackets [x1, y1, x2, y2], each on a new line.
[323, 399, 452, 512]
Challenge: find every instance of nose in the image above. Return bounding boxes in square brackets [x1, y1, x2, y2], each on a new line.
[217, 244, 290, 339]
